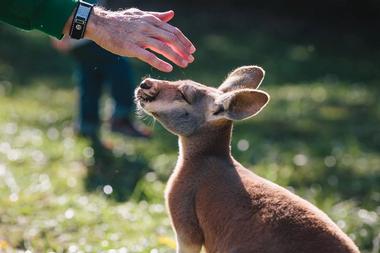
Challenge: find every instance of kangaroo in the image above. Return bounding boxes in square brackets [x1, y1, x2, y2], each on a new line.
[135, 66, 360, 253]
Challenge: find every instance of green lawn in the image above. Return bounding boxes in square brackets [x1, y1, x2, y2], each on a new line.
[0, 10, 379, 253]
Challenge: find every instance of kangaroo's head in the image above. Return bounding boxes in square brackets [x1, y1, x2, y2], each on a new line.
[135, 66, 270, 136]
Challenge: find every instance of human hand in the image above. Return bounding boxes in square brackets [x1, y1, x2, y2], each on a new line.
[84, 7, 196, 72]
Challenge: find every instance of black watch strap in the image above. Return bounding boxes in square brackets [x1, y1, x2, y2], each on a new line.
[70, 1, 94, 40]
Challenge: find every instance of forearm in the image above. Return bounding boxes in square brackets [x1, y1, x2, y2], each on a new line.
[32, 0, 78, 38]
[62, 9, 75, 36]
[0, 0, 78, 39]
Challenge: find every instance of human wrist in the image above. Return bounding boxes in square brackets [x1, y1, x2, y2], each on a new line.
[84, 6, 107, 41]
[63, 3, 100, 39]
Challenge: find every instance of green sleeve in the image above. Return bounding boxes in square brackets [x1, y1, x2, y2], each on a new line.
[0, 0, 78, 39]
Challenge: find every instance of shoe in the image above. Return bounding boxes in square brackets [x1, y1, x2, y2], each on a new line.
[110, 118, 152, 139]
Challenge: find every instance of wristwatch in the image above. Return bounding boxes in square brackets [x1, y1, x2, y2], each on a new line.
[69, 0, 94, 40]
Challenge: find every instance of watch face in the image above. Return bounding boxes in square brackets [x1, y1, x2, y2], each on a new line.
[71, 2, 93, 39]
[77, 5, 92, 19]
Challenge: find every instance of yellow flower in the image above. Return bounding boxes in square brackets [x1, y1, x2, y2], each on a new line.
[0, 240, 10, 249]
[158, 236, 176, 249]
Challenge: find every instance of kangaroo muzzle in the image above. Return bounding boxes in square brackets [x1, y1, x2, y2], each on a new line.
[136, 79, 160, 103]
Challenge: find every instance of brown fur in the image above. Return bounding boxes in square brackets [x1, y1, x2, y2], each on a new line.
[135, 66, 360, 253]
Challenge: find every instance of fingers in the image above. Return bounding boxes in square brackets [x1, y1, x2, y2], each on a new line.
[158, 22, 196, 54]
[144, 26, 191, 60]
[147, 10, 174, 22]
[145, 17, 196, 57]
[132, 46, 173, 72]
[144, 38, 191, 68]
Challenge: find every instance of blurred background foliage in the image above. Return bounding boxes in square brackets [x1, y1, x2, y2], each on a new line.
[0, 0, 379, 252]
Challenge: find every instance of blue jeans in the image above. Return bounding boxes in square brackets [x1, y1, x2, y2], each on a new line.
[71, 42, 135, 135]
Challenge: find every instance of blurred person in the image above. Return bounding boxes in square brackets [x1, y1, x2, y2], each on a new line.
[0, 0, 196, 72]
[52, 0, 151, 139]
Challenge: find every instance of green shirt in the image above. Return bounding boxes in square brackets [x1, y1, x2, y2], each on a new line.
[0, 0, 79, 39]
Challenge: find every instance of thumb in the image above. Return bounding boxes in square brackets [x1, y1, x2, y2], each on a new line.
[148, 10, 175, 22]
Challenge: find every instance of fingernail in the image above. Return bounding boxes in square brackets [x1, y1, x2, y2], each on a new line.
[181, 60, 188, 67]
[190, 45, 196, 53]
[165, 64, 173, 72]
[188, 55, 194, 63]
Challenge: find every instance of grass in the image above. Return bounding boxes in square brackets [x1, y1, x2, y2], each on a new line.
[0, 6, 379, 252]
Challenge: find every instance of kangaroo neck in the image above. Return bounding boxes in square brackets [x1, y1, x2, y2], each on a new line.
[178, 122, 233, 161]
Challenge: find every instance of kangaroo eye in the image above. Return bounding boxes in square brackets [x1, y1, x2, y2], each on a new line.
[213, 104, 225, 115]
[179, 90, 191, 104]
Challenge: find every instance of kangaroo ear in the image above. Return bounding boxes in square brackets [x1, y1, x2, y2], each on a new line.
[213, 89, 270, 121]
[219, 66, 265, 93]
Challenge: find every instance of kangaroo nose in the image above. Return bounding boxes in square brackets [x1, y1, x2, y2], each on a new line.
[140, 80, 152, 89]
